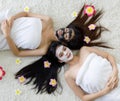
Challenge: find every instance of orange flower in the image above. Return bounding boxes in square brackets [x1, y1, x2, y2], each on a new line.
[44, 61, 51, 68]
[0, 66, 6, 80]
[84, 5, 96, 16]
[49, 79, 57, 87]
[88, 24, 96, 30]
[84, 36, 91, 44]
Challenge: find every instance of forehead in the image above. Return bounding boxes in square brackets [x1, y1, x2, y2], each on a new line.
[55, 45, 63, 56]
[56, 45, 63, 52]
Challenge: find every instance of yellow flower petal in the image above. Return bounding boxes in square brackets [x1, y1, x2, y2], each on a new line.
[15, 89, 22, 95]
[72, 11, 78, 17]
[24, 6, 30, 12]
[86, 7, 94, 14]
[84, 5, 96, 16]
[84, 36, 91, 44]
[16, 58, 22, 65]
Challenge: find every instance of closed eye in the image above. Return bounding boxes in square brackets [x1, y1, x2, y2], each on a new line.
[63, 46, 67, 51]
[65, 28, 69, 32]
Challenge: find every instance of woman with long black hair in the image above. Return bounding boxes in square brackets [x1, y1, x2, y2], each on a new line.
[15, 41, 120, 101]
[1, 5, 109, 57]
[15, 41, 65, 94]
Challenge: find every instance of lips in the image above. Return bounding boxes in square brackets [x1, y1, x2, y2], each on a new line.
[67, 52, 71, 58]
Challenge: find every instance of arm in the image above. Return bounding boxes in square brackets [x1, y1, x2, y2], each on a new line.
[27, 12, 51, 20]
[82, 46, 118, 72]
[65, 70, 118, 101]
[6, 36, 46, 57]
[9, 11, 51, 21]
[65, 73, 110, 101]
[9, 12, 27, 20]
[8, 11, 53, 28]
[1, 20, 46, 57]
[81, 46, 119, 87]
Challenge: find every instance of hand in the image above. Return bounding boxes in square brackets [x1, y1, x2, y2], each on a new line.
[7, 16, 14, 28]
[107, 69, 119, 88]
[103, 77, 118, 94]
[1, 20, 11, 37]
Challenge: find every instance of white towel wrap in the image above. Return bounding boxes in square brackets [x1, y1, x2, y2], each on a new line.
[76, 53, 120, 101]
[0, 10, 42, 50]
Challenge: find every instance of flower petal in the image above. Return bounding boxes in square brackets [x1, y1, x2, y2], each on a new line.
[15, 89, 22, 95]
[18, 76, 26, 83]
[84, 5, 96, 16]
[88, 24, 96, 30]
[0, 77, 2, 80]
[16, 58, 22, 65]
[71, 11, 78, 17]
[84, 36, 91, 44]
[44, 61, 51, 68]
[0, 67, 6, 78]
[2, 70, 6, 76]
[49, 79, 57, 87]
[24, 6, 30, 12]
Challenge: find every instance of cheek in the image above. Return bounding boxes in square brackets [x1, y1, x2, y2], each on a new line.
[59, 56, 66, 61]
[58, 56, 64, 61]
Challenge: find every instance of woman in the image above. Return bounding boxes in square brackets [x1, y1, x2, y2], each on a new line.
[15, 41, 120, 101]
[0, 5, 109, 57]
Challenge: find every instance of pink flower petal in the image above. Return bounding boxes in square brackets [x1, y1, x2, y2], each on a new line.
[0, 77, 2, 80]
[2, 70, 6, 76]
[0, 66, 2, 69]
[84, 5, 96, 17]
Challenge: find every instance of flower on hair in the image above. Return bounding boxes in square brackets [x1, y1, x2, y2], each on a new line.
[84, 36, 91, 44]
[72, 11, 78, 17]
[49, 79, 57, 87]
[88, 24, 96, 30]
[0, 66, 6, 80]
[24, 6, 30, 12]
[16, 58, 22, 65]
[84, 5, 96, 16]
[44, 61, 51, 68]
[18, 76, 26, 83]
[15, 89, 22, 95]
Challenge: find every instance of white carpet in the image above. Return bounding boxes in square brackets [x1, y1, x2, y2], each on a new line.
[0, 0, 120, 101]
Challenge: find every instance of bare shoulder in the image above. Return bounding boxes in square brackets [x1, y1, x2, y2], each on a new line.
[64, 70, 72, 80]
[79, 46, 91, 56]
[42, 16, 53, 30]
[80, 46, 92, 52]
[44, 16, 53, 23]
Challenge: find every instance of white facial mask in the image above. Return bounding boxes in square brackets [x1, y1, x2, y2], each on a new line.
[56, 46, 73, 62]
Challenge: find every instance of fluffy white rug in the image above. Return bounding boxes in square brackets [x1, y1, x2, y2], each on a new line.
[0, 0, 120, 101]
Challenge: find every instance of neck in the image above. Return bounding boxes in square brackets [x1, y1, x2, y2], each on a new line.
[67, 55, 79, 66]
[48, 29, 58, 42]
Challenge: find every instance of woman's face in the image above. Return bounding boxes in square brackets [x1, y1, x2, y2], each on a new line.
[56, 28, 75, 42]
[56, 45, 73, 62]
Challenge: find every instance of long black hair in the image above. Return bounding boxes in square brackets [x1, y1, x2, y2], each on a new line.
[15, 41, 65, 94]
[65, 5, 110, 50]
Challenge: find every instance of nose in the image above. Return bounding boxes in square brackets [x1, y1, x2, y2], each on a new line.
[63, 50, 68, 56]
